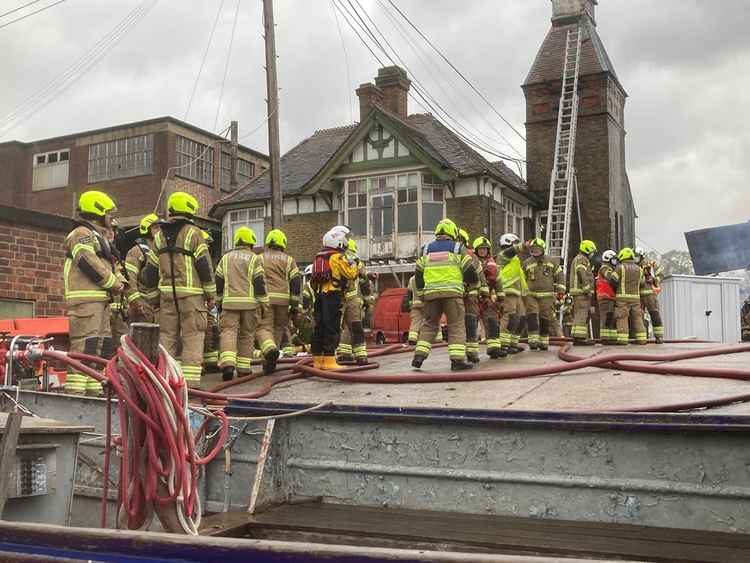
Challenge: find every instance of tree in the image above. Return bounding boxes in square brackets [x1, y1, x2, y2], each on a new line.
[647, 250, 694, 276]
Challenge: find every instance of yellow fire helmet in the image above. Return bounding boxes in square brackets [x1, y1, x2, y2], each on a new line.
[579, 239, 597, 255]
[265, 228, 288, 250]
[457, 228, 470, 246]
[167, 191, 199, 217]
[435, 218, 458, 239]
[473, 236, 491, 250]
[530, 238, 546, 256]
[618, 247, 635, 262]
[347, 238, 357, 253]
[79, 190, 116, 217]
[233, 226, 257, 247]
[139, 213, 159, 236]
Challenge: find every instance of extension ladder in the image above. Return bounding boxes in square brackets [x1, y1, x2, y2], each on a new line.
[545, 26, 583, 265]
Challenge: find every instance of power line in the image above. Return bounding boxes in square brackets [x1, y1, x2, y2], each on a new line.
[0, 0, 68, 30]
[333, 0, 523, 167]
[330, 0, 354, 123]
[213, 0, 240, 131]
[0, 0, 45, 19]
[384, 0, 526, 143]
[184, 0, 226, 121]
[0, 0, 158, 137]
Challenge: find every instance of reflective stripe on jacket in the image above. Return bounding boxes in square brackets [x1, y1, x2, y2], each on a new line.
[569, 253, 593, 296]
[124, 239, 160, 306]
[154, 221, 216, 299]
[216, 247, 266, 310]
[63, 224, 117, 303]
[610, 261, 643, 302]
[417, 239, 470, 300]
[523, 255, 564, 298]
[263, 248, 300, 305]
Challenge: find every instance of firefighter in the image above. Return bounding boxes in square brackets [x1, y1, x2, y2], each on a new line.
[107, 223, 130, 347]
[607, 247, 647, 345]
[199, 230, 220, 369]
[636, 247, 664, 344]
[411, 219, 477, 371]
[497, 233, 527, 355]
[261, 229, 302, 358]
[406, 274, 422, 345]
[215, 227, 268, 381]
[310, 228, 359, 370]
[294, 264, 315, 350]
[742, 297, 750, 342]
[596, 250, 618, 344]
[337, 239, 370, 365]
[457, 229, 486, 363]
[153, 192, 216, 387]
[124, 213, 160, 324]
[523, 238, 564, 351]
[473, 236, 505, 358]
[569, 240, 597, 345]
[63, 191, 124, 396]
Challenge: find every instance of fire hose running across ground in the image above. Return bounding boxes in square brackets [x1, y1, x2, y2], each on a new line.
[9, 338, 750, 534]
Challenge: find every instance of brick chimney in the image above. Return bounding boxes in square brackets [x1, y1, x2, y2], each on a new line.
[355, 82, 384, 121]
[551, 0, 596, 25]
[374, 66, 411, 119]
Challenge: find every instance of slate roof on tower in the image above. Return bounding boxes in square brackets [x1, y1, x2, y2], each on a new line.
[524, 18, 622, 90]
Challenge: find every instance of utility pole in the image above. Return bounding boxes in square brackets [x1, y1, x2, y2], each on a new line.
[263, 0, 283, 228]
[230, 120, 238, 190]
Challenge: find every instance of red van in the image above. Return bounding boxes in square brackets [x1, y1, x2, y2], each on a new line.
[371, 288, 412, 344]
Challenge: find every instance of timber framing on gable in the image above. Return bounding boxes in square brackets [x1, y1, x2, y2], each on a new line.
[301, 109, 457, 196]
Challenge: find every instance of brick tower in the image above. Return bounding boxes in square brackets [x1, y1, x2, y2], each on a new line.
[523, 0, 636, 252]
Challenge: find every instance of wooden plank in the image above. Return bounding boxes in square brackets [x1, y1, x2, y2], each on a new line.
[0, 412, 23, 515]
[0, 412, 93, 434]
[247, 419, 275, 514]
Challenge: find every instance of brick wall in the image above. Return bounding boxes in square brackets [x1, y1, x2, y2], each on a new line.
[283, 210, 339, 264]
[0, 211, 71, 317]
[523, 73, 631, 253]
[447, 195, 491, 242]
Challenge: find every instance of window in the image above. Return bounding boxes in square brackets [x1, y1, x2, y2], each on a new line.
[0, 299, 34, 320]
[220, 154, 256, 192]
[347, 179, 368, 236]
[421, 173, 444, 233]
[176, 135, 214, 186]
[397, 173, 419, 233]
[370, 177, 393, 238]
[88, 134, 153, 183]
[32, 149, 70, 191]
[224, 207, 265, 251]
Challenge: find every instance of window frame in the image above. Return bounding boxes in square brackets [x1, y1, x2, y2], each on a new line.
[224, 207, 265, 251]
[175, 135, 215, 187]
[87, 134, 154, 183]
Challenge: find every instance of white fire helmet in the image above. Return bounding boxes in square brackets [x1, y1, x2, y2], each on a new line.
[602, 249, 617, 263]
[323, 228, 347, 249]
[499, 233, 520, 248]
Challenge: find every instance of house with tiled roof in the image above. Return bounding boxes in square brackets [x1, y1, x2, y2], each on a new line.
[523, 0, 636, 252]
[212, 66, 538, 283]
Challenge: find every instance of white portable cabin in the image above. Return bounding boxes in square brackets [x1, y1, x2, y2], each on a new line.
[660, 275, 742, 343]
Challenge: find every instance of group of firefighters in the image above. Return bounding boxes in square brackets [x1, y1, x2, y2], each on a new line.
[61, 188, 664, 394]
[403, 218, 664, 371]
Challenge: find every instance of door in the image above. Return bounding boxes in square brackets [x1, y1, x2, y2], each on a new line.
[705, 283, 724, 341]
[691, 283, 709, 340]
[370, 191, 394, 258]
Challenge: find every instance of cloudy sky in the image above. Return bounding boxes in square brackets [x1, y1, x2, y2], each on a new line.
[1, 0, 747, 251]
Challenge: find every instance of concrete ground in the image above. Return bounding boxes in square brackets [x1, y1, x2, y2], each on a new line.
[204, 342, 750, 414]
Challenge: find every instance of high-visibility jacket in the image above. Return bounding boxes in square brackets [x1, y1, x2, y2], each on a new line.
[416, 238, 475, 300]
[124, 238, 160, 306]
[153, 219, 216, 299]
[640, 260, 663, 296]
[596, 263, 616, 301]
[568, 253, 594, 296]
[63, 222, 118, 304]
[496, 243, 527, 297]
[608, 261, 644, 302]
[263, 248, 301, 306]
[464, 250, 488, 299]
[523, 255, 564, 298]
[344, 250, 371, 303]
[215, 247, 267, 310]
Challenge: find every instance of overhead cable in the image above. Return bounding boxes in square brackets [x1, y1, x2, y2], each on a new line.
[0, 0, 159, 138]
[0, 0, 45, 20]
[0, 0, 67, 30]
[330, 0, 354, 123]
[184, 0, 226, 121]
[213, 0, 241, 132]
[385, 0, 527, 143]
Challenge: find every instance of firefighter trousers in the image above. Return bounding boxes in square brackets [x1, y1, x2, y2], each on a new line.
[203, 311, 219, 367]
[598, 299, 617, 343]
[499, 294, 522, 349]
[255, 305, 279, 359]
[481, 301, 502, 356]
[408, 304, 423, 343]
[338, 297, 366, 360]
[312, 291, 343, 356]
[525, 296, 554, 348]
[219, 309, 257, 374]
[159, 294, 207, 386]
[464, 295, 480, 359]
[261, 304, 290, 350]
[615, 299, 647, 344]
[415, 298, 466, 362]
[641, 293, 664, 339]
[65, 301, 111, 395]
[571, 295, 592, 340]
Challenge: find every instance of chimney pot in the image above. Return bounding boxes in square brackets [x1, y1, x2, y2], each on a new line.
[374, 65, 411, 119]
[355, 82, 384, 121]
